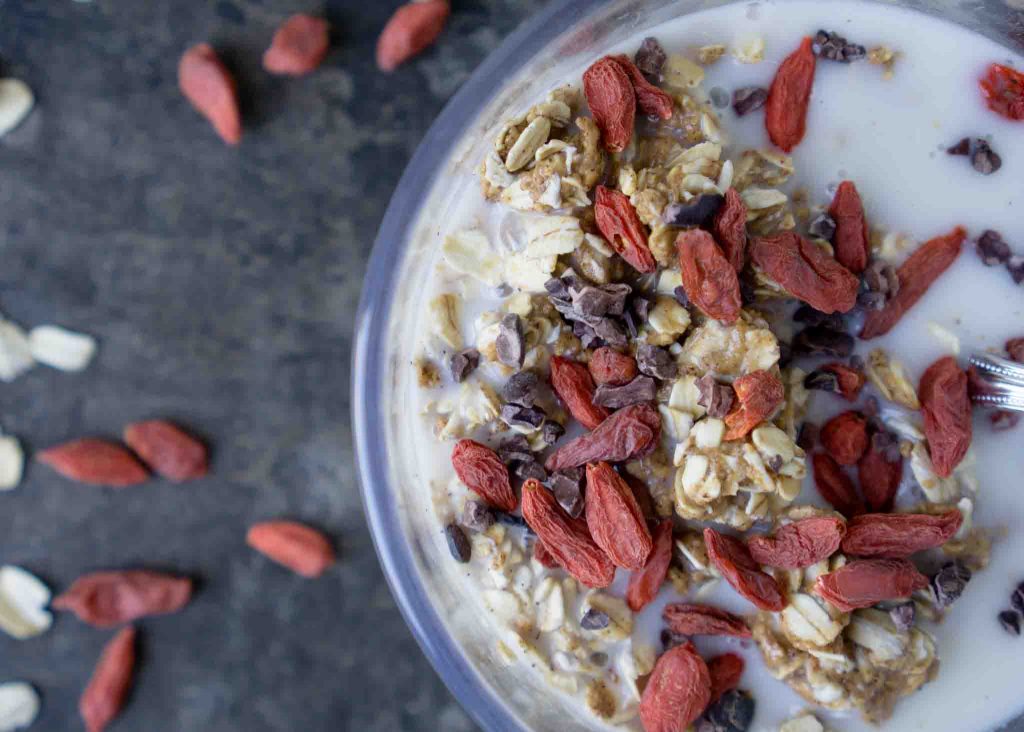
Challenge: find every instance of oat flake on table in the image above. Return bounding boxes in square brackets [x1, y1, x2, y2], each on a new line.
[0, 566, 53, 640]
[0, 682, 40, 732]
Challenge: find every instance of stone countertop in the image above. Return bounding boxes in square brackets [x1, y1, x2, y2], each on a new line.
[0, 1, 540, 729]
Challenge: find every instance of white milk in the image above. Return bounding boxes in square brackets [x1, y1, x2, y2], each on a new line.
[396, 2, 1024, 730]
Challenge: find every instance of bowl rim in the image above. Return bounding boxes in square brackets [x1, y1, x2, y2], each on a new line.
[351, 1, 603, 729]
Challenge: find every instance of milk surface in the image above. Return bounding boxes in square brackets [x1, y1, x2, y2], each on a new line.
[395, 2, 1024, 729]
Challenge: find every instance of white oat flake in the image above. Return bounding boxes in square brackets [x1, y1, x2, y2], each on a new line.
[0, 435, 24, 491]
[0, 566, 53, 640]
[28, 325, 97, 372]
[0, 79, 34, 138]
[0, 318, 33, 383]
[0, 682, 39, 731]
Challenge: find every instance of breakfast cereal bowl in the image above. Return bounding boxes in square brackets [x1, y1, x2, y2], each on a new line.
[353, 1, 1024, 730]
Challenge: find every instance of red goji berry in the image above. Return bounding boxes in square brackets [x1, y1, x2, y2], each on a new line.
[980, 63, 1024, 121]
[583, 58, 636, 152]
[533, 540, 560, 569]
[376, 0, 449, 72]
[919, 356, 972, 477]
[842, 510, 962, 558]
[724, 370, 784, 441]
[815, 558, 928, 612]
[706, 653, 744, 706]
[765, 36, 816, 152]
[545, 402, 661, 471]
[610, 55, 673, 119]
[704, 528, 786, 611]
[828, 181, 869, 274]
[639, 642, 711, 732]
[594, 186, 657, 273]
[820, 411, 869, 465]
[812, 452, 865, 519]
[662, 603, 751, 638]
[37, 439, 149, 488]
[857, 438, 903, 512]
[53, 571, 192, 628]
[747, 516, 846, 569]
[588, 347, 638, 386]
[821, 362, 866, 401]
[712, 187, 747, 272]
[550, 356, 609, 430]
[627, 519, 673, 611]
[451, 440, 517, 512]
[585, 462, 653, 570]
[80, 626, 136, 732]
[861, 227, 966, 339]
[749, 232, 859, 314]
[677, 229, 743, 324]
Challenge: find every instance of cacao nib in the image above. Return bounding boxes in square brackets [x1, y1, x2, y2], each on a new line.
[495, 313, 525, 367]
[699, 689, 755, 732]
[636, 343, 678, 380]
[999, 610, 1021, 636]
[449, 348, 480, 382]
[660, 627, 688, 650]
[797, 422, 819, 450]
[494, 511, 533, 533]
[580, 608, 610, 630]
[498, 434, 533, 464]
[461, 500, 495, 533]
[946, 137, 971, 156]
[976, 230, 1012, 266]
[793, 305, 845, 331]
[732, 86, 768, 116]
[593, 375, 657, 408]
[931, 561, 971, 609]
[500, 403, 546, 430]
[548, 467, 585, 518]
[515, 459, 547, 482]
[594, 317, 628, 348]
[502, 370, 540, 407]
[1011, 582, 1024, 615]
[972, 139, 1002, 175]
[634, 37, 667, 81]
[812, 29, 866, 62]
[672, 286, 690, 307]
[696, 374, 735, 418]
[445, 523, 472, 563]
[573, 284, 631, 319]
[1008, 256, 1024, 285]
[803, 369, 840, 393]
[889, 602, 915, 632]
[861, 259, 899, 309]
[808, 213, 837, 241]
[622, 310, 639, 339]
[992, 410, 1022, 430]
[540, 420, 565, 446]
[632, 296, 651, 323]
[662, 194, 725, 227]
[573, 319, 601, 349]
[793, 326, 854, 358]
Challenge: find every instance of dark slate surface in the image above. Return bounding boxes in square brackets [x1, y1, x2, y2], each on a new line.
[0, 1, 541, 729]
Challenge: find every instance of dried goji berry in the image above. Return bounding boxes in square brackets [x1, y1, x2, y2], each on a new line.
[821, 362, 866, 401]
[820, 411, 869, 465]
[583, 57, 636, 152]
[627, 519, 673, 611]
[919, 356, 972, 477]
[588, 347, 638, 386]
[980, 63, 1024, 121]
[704, 528, 786, 611]
[662, 603, 751, 638]
[815, 558, 928, 612]
[712, 187, 747, 272]
[841, 510, 962, 558]
[812, 452, 865, 518]
[585, 462, 653, 570]
[37, 439, 149, 488]
[828, 181, 869, 274]
[246, 521, 335, 578]
[451, 439, 517, 511]
[594, 186, 657, 273]
[747, 516, 846, 569]
[609, 54, 674, 119]
[765, 36, 816, 152]
[533, 540, 560, 569]
[263, 14, 330, 76]
[521, 479, 614, 588]
[178, 44, 242, 145]
[860, 227, 966, 339]
[80, 626, 136, 732]
[677, 229, 742, 324]
[376, 0, 449, 72]
[639, 642, 711, 732]
[857, 437, 902, 512]
[706, 653, 744, 706]
[122, 420, 208, 482]
[749, 232, 859, 313]
[550, 355, 610, 430]
[724, 370, 784, 441]
[53, 571, 192, 628]
[545, 402, 661, 471]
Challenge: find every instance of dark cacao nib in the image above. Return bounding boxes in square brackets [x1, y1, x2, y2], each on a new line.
[803, 369, 840, 393]
[548, 467, 585, 518]
[580, 608, 610, 630]
[732, 86, 768, 116]
[634, 37, 667, 81]
[445, 523, 472, 563]
[461, 500, 495, 533]
[698, 689, 755, 732]
[495, 313, 525, 367]
[515, 459, 548, 482]
[793, 326, 854, 358]
[808, 213, 837, 241]
[976, 230, 1012, 266]
[662, 194, 725, 227]
[502, 370, 540, 407]
[696, 374, 735, 418]
[592, 375, 657, 409]
[541, 420, 565, 446]
[500, 403, 546, 430]
[449, 348, 480, 383]
[999, 610, 1021, 636]
[813, 29, 866, 62]
[497, 434, 533, 464]
[889, 602, 915, 632]
[931, 561, 971, 609]
[636, 343, 678, 380]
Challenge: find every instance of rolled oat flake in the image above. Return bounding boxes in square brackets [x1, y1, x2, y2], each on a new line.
[495, 313, 525, 367]
[445, 523, 472, 563]
[0, 681, 39, 731]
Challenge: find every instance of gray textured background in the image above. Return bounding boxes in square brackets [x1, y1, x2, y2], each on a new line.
[0, 1, 541, 729]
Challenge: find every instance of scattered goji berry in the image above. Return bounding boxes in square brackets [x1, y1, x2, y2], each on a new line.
[812, 452, 865, 518]
[919, 356, 972, 477]
[521, 479, 614, 588]
[53, 571, 192, 628]
[80, 626, 136, 732]
[815, 558, 929, 612]
[627, 519, 673, 611]
[704, 528, 786, 611]
[583, 57, 636, 152]
[712, 187, 747, 272]
[263, 14, 330, 75]
[749, 231, 859, 313]
[178, 44, 242, 145]
[980, 63, 1024, 121]
[585, 462, 653, 570]
[376, 0, 449, 72]
[610, 54, 674, 119]
[677, 229, 743, 324]
[765, 36, 816, 152]
[550, 355, 610, 430]
[828, 181, 869, 273]
[841, 510, 963, 558]
[857, 437, 902, 512]
[122, 420, 208, 482]
[37, 439, 149, 488]
[860, 227, 966, 339]
[533, 540, 560, 569]
[545, 402, 660, 471]
[639, 642, 711, 732]
[820, 411, 869, 465]
[724, 370, 784, 441]
[747, 516, 846, 569]
[451, 439, 517, 511]
[588, 347, 638, 386]
[662, 603, 751, 637]
[246, 520, 335, 578]
[706, 653, 744, 706]
[594, 186, 657, 273]
[820, 362, 866, 401]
